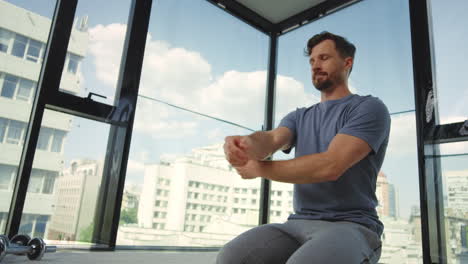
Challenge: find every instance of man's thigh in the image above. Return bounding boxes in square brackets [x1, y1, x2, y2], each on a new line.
[216, 224, 301, 264]
[286, 222, 381, 264]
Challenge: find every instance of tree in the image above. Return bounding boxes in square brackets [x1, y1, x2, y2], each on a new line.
[78, 223, 94, 243]
[120, 208, 138, 225]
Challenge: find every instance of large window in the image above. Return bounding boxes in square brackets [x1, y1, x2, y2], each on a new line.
[21, 109, 109, 244]
[58, 0, 132, 103]
[429, 0, 468, 125]
[116, 0, 268, 247]
[272, 0, 421, 263]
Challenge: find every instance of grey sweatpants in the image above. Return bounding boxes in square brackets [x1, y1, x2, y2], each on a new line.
[216, 219, 382, 264]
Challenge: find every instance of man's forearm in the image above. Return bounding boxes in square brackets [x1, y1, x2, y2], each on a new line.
[260, 152, 339, 184]
[247, 131, 280, 160]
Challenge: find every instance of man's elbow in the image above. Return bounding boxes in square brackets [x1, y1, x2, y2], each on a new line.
[324, 162, 344, 182]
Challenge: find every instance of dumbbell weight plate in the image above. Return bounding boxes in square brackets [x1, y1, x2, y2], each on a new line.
[10, 234, 31, 256]
[10, 234, 31, 246]
[0, 235, 7, 262]
[0, 235, 9, 248]
[27, 238, 46, 261]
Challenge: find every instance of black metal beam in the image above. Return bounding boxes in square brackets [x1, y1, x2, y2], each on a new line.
[259, 32, 277, 225]
[92, 0, 153, 248]
[206, 0, 277, 34]
[427, 121, 468, 145]
[6, 0, 77, 238]
[46, 92, 117, 126]
[409, 0, 447, 262]
[276, 0, 362, 35]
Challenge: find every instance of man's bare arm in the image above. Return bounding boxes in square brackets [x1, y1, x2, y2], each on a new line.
[235, 133, 372, 183]
[224, 127, 293, 166]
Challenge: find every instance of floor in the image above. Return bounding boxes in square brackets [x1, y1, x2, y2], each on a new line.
[1, 251, 218, 263]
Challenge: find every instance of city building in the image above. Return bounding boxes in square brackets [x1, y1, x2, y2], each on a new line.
[119, 143, 293, 246]
[0, 0, 88, 237]
[47, 159, 103, 241]
[376, 171, 398, 218]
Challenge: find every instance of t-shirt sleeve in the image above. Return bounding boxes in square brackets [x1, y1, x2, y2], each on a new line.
[277, 109, 297, 154]
[338, 98, 391, 154]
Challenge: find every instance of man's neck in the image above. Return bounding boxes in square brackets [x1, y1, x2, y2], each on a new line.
[320, 84, 351, 102]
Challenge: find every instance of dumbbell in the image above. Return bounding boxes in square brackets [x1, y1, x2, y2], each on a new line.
[0, 236, 56, 262]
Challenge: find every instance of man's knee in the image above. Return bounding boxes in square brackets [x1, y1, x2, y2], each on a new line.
[216, 239, 246, 264]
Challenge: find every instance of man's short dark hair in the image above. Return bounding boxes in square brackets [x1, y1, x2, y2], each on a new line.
[306, 31, 356, 59]
[306, 31, 356, 75]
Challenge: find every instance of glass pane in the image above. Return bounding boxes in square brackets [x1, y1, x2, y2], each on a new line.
[26, 39, 42, 62]
[0, 0, 56, 235]
[16, 79, 35, 101]
[58, 0, 132, 104]
[273, 0, 422, 263]
[430, 0, 468, 124]
[1, 74, 18, 98]
[11, 34, 27, 58]
[117, 0, 268, 247]
[20, 109, 110, 244]
[439, 152, 468, 264]
[0, 28, 12, 53]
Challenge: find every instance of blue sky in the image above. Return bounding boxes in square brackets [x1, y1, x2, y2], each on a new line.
[8, 0, 468, 220]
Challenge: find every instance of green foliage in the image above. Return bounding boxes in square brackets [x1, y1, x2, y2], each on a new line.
[120, 207, 138, 225]
[78, 222, 94, 243]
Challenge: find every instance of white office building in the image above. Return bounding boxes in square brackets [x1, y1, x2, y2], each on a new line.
[47, 159, 103, 241]
[118, 143, 294, 246]
[0, 0, 88, 237]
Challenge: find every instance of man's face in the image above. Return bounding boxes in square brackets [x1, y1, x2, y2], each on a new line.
[309, 39, 351, 91]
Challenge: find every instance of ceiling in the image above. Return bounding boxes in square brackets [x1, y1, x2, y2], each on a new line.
[236, 0, 328, 23]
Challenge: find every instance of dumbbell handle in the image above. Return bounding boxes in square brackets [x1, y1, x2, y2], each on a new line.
[6, 245, 57, 254]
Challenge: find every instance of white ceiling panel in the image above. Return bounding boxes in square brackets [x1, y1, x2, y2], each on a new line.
[236, 0, 328, 23]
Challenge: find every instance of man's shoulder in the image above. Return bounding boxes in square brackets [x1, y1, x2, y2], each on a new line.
[350, 95, 389, 114]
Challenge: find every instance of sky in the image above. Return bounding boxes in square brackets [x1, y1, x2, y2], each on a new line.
[7, 0, 468, 220]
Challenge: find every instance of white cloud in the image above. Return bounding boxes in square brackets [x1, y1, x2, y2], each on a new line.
[88, 24, 317, 138]
[88, 23, 127, 88]
[133, 99, 198, 139]
[386, 114, 417, 156]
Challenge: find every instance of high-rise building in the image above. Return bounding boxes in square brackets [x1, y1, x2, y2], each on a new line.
[445, 170, 468, 213]
[0, 0, 88, 237]
[388, 183, 399, 218]
[376, 171, 398, 219]
[47, 159, 102, 241]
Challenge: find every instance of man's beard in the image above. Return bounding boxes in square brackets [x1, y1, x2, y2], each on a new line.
[313, 77, 334, 91]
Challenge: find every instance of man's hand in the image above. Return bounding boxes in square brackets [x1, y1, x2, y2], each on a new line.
[224, 136, 250, 166]
[224, 134, 270, 166]
[234, 160, 265, 180]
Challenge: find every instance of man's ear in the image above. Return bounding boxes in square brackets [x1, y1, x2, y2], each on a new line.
[344, 57, 353, 70]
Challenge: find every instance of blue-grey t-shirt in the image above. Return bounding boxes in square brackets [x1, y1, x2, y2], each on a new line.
[278, 94, 391, 236]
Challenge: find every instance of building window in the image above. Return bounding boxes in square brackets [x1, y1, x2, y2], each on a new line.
[0, 164, 16, 190]
[1, 74, 18, 98]
[16, 79, 35, 101]
[0, 117, 7, 143]
[50, 130, 65, 153]
[0, 28, 12, 53]
[28, 170, 43, 193]
[37, 127, 53, 150]
[6, 120, 25, 145]
[42, 171, 57, 194]
[26, 39, 42, 62]
[67, 54, 80, 74]
[12, 34, 27, 58]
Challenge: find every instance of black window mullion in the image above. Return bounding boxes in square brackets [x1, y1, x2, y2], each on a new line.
[259, 32, 278, 225]
[409, 0, 448, 263]
[91, 0, 153, 249]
